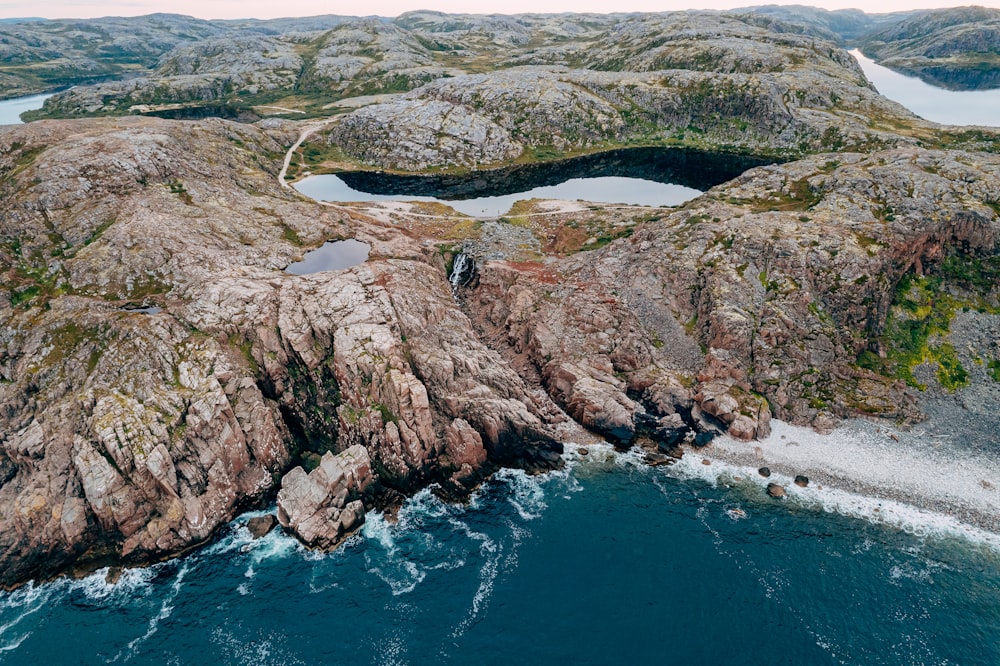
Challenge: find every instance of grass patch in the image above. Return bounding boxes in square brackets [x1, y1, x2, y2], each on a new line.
[373, 402, 398, 425]
[858, 265, 989, 393]
[167, 180, 193, 205]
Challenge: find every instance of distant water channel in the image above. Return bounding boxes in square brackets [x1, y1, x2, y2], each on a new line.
[852, 49, 1000, 127]
[294, 147, 771, 217]
[0, 93, 53, 125]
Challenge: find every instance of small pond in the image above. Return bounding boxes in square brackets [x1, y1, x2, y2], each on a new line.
[852, 49, 1000, 127]
[294, 147, 772, 217]
[285, 239, 371, 275]
[0, 93, 54, 125]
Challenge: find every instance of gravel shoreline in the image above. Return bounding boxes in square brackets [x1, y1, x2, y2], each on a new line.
[701, 418, 1000, 535]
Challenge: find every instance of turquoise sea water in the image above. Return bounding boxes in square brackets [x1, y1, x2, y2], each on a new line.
[2, 447, 997, 665]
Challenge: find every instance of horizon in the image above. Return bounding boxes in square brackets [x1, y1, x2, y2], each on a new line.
[2, 1, 1000, 21]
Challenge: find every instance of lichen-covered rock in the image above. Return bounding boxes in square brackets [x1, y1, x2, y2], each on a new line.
[330, 98, 521, 171]
[322, 62, 912, 171]
[0, 116, 572, 588]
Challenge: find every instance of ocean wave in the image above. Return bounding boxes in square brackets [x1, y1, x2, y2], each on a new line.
[667, 450, 1000, 551]
[492, 468, 549, 520]
[107, 561, 189, 664]
[211, 625, 306, 666]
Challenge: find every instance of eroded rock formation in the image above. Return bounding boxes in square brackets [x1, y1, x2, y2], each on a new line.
[2, 13, 1000, 590]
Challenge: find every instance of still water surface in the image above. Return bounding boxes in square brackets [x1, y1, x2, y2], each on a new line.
[852, 50, 1000, 127]
[293, 147, 770, 217]
[285, 239, 371, 275]
[0, 94, 53, 125]
[295, 174, 700, 217]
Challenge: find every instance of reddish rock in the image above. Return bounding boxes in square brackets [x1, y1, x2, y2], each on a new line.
[247, 514, 278, 539]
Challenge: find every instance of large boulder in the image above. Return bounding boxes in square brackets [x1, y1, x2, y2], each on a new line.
[276, 445, 375, 549]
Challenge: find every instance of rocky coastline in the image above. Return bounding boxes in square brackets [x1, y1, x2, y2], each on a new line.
[2, 11, 1000, 590]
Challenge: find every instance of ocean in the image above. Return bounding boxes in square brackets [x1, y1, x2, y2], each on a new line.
[1, 444, 997, 665]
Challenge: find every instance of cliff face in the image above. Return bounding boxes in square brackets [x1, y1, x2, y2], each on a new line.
[0, 116, 568, 588]
[4, 12, 1000, 590]
[4, 113, 1000, 589]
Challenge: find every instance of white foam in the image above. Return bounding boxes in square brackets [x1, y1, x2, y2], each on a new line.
[445, 516, 516, 642]
[667, 446, 1000, 551]
[108, 561, 189, 663]
[211, 626, 307, 666]
[493, 468, 548, 520]
[362, 512, 428, 596]
[0, 632, 29, 653]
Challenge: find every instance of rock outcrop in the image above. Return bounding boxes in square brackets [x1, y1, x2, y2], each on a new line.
[0, 115, 568, 588]
[321, 56, 914, 170]
[277, 445, 374, 549]
[3, 12, 1000, 592]
[859, 7, 1000, 90]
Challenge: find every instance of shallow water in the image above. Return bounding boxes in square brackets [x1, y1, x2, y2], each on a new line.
[295, 174, 701, 217]
[0, 94, 53, 125]
[852, 50, 1000, 127]
[1, 446, 997, 665]
[284, 239, 370, 275]
[294, 147, 771, 217]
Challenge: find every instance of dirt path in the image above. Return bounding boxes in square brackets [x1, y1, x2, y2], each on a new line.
[278, 118, 341, 189]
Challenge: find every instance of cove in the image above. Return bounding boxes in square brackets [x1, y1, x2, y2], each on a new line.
[0, 93, 54, 125]
[1, 448, 997, 665]
[852, 50, 1000, 127]
[294, 147, 773, 217]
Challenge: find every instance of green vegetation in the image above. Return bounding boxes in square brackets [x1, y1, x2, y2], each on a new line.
[373, 402, 398, 425]
[167, 180, 193, 205]
[856, 260, 999, 392]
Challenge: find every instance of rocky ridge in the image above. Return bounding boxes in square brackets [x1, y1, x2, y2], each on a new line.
[0, 115, 585, 588]
[2, 12, 1000, 591]
[858, 6, 1000, 90]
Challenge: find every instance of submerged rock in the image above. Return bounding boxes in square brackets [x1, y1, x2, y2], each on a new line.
[247, 515, 278, 539]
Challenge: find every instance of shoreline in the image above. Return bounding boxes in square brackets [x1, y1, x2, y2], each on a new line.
[697, 418, 1000, 537]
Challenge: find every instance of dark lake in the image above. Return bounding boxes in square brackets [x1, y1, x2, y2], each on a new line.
[294, 147, 773, 217]
[285, 239, 371, 275]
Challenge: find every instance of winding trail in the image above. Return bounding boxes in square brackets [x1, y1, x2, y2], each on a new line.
[278, 117, 341, 189]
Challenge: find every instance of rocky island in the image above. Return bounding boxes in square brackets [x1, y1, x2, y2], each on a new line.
[2, 9, 1000, 592]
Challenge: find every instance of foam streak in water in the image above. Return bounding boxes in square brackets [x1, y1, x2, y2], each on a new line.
[108, 562, 189, 663]
[668, 450, 1000, 551]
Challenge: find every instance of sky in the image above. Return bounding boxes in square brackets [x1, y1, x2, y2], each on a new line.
[1, 0, 999, 21]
